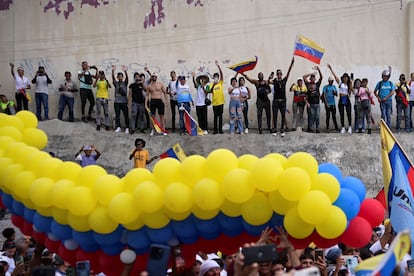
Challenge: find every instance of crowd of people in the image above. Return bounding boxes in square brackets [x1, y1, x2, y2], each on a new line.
[4, 60, 414, 136]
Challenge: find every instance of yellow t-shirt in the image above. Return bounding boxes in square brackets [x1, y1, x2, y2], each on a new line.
[96, 80, 109, 99]
[212, 80, 225, 106]
[132, 149, 149, 168]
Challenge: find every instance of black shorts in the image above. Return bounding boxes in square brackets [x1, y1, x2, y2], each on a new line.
[150, 99, 165, 115]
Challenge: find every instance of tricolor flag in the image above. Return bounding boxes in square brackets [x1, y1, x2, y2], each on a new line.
[293, 35, 325, 64]
[159, 143, 187, 162]
[380, 119, 414, 255]
[355, 229, 411, 276]
[146, 107, 168, 134]
[228, 56, 258, 74]
[184, 109, 204, 136]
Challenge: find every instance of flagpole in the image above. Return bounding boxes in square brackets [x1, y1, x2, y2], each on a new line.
[292, 34, 298, 56]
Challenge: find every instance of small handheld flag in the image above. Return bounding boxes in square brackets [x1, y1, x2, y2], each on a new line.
[228, 56, 258, 74]
[184, 109, 204, 136]
[146, 107, 168, 134]
[293, 35, 325, 64]
[159, 143, 187, 162]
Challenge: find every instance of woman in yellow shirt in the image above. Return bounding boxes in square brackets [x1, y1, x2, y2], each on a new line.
[93, 70, 111, 131]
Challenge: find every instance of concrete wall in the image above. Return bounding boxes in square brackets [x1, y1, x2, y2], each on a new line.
[0, 0, 413, 128]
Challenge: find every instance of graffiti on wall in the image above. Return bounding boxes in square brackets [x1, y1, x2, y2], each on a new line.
[0, 0, 12, 11]
[42, 0, 110, 19]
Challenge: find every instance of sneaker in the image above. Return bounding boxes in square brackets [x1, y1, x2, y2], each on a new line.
[340, 127, 346, 134]
[96, 125, 101, 131]
[125, 128, 129, 134]
[315, 129, 320, 133]
[82, 116, 88, 123]
[348, 127, 352, 134]
[140, 129, 146, 133]
[115, 127, 121, 133]
[361, 129, 365, 133]
[203, 130, 209, 135]
[272, 132, 277, 136]
[150, 130, 154, 136]
[163, 132, 168, 136]
[244, 128, 248, 134]
[296, 127, 302, 132]
[281, 132, 285, 137]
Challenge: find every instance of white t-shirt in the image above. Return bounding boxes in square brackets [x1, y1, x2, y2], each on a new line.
[14, 75, 30, 91]
[339, 83, 349, 96]
[409, 81, 414, 101]
[168, 79, 178, 101]
[230, 87, 241, 98]
[34, 75, 50, 94]
[195, 84, 207, 107]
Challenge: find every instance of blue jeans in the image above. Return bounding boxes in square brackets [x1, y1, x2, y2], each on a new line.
[396, 102, 409, 131]
[229, 99, 243, 134]
[408, 101, 414, 129]
[35, 93, 49, 120]
[309, 103, 320, 131]
[178, 102, 191, 131]
[57, 95, 74, 122]
[380, 101, 392, 128]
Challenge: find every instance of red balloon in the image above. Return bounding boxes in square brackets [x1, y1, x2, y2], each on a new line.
[340, 216, 372, 248]
[32, 230, 46, 244]
[22, 221, 34, 236]
[358, 198, 385, 227]
[0, 197, 5, 209]
[58, 244, 77, 266]
[310, 231, 340, 249]
[98, 250, 123, 276]
[11, 214, 24, 229]
[288, 234, 313, 249]
[44, 237, 60, 254]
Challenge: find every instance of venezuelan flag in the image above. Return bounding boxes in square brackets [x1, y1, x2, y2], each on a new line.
[355, 229, 410, 276]
[293, 35, 325, 64]
[146, 107, 168, 134]
[228, 56, 258, 74]
[380, 119, 414, 255]
[184, 109, 204, 136]
[159, 143, 187, 162]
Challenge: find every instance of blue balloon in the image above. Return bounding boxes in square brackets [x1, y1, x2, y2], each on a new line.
[318, 163, 343, 182]
[12, 200, 24, 216]
[125, 228, 150, 254]
[171, 216, 198, 244]
[33, 212, 52, 233]
[93, 226, 124, 246]
[333, 188, 361, 220]
[268, 213, 284, 228]
[23, 207, 36, 223]
[101, 242, 124, 256]
[1, 193, 13, 211]
[50, 221, 72, 241]
[341, 176, 366, 202]
[217, 213, 243, 237]
[194, 217, 221, 240]
[242, 221, 267, 236]
[146, 223, 174, 244]
[72, 230, 99, 252]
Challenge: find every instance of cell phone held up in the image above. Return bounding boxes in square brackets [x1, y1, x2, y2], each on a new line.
[407, 259, 414, 272]
[242, 244, 278, 265]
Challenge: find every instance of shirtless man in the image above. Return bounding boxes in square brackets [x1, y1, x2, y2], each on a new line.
[145, 73, 167, 135]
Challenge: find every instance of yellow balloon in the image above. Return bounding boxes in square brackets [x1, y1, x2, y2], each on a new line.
[123, 168, 154, 194]
[297, 190, 331, 225]
[284, 207, 314, 239]
[222, 168, 255, 204]
[35, 157, 62, 178]
[269, 190, 297, 215]
[315, 206, 347, 239]
[278, 167, 311, 201]
[37, 206, 53, 216]
[52, 207, 69, 225]
[93, 174, 123, 206]
[89, 206, 119, 234]
[0, 126, 22, 141]
[13, 171, 36, 200]
[192, 205, 220, 220]
[193, 178, 224, 211]
[0, 158, 14, 189]
[220, 199, 242, 217]
[180, 155, 207, 187]
[51, 179, 76, 209]
[140, 210, 170, 229]
[134, 181, 163, 213]
[285, 152, 318, 178]
[238, 154, 259, 171]
[0, 136, 16, 151]
[76, 165, 107, 189]
[24, 151, 50, 172]
[67, 213, 91, 232]
[163, 208, 191, 221]
[67, 186, 97, 216]
[54, 161, 82, 181]
[311, 173, 340, 203]
[152, 158, 181, 188]
[251, 157, 284, 192]
[241, 192, 273, 226]
[164, 182, 193, 213]
[1, 164, 23, 193]
[16, 110, 38, 128]
[14, 145, 38, 165]
[30, 177, 54, 208]
[264, 153, 287, 168]
[108, 193, 140, 224]
[122, 217, 145, 230]
[22, 128, 48, 149]
[206, 149, 238, 182]
[0, 115, 24, 131]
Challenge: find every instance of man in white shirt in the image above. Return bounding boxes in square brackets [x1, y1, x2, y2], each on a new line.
[31, 66, 52, 120]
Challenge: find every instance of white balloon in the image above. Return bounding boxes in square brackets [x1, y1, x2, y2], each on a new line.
[120, 249, 136, 264]
[48, 233, 58, 241]
[64, 239, 79, 250]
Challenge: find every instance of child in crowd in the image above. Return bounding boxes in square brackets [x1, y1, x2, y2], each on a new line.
[75, 145, 101, 167]
[129, 138, 159, 168]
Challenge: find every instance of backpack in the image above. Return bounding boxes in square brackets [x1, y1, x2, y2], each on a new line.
[79, 72, 93, 85]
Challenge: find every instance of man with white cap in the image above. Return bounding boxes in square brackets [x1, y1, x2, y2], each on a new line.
[322, 76, 339, 132]
[200, 259, 221, 276]
[75, 145, 101, 167]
